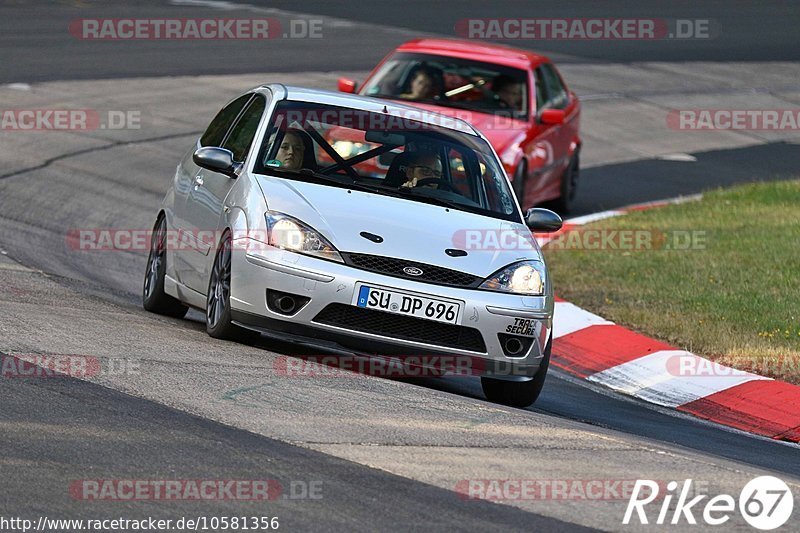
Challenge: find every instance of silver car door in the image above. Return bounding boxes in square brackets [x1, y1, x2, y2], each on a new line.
[183, 94, 267, 292]
[173, 93, 253, 291]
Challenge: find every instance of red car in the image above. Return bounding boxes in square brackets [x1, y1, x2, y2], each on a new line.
[338, 38, 581, 212]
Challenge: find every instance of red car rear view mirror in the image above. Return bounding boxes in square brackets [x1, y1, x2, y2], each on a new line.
[539, 109, 565, 125]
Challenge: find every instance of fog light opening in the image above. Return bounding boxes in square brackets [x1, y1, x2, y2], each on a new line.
[497, 333, 534, 358]
[266, 290, 310, 316]
[276, 296, 297, 314]
[505, 337, 524, 356]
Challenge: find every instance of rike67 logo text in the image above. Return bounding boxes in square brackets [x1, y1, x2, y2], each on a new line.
[624, 476, 793, 530]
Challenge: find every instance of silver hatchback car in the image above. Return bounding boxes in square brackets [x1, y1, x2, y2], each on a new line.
[143, 84, 562, 407]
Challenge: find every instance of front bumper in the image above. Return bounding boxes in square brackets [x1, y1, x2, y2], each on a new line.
[229, 239, 553, 380]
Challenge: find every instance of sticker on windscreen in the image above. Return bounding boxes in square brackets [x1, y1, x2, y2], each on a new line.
[265, 159, 282, 167]
[505, 318, 537, 336]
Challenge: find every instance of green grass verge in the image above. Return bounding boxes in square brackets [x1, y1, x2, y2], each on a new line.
[545, 180, 800, 383]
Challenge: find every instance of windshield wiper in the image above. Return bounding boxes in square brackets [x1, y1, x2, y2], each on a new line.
[433, 100, 496, 113]
[267, 167, 384, 193]
[267, 167, 350, 185]
[368, 92, 510, 116]
[266, 167, 414, 198]
[265, 167, 478, 211]
[297, 167, 357, 184]
[391, 187, 471, 211]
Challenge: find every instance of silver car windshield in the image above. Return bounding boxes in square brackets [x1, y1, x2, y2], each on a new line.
[255, 100, 520, 222]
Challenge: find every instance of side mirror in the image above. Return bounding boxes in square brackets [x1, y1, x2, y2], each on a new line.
[193, 147, 238, 178]
[539, 109, 565, 125]
[525, 208, 562, 232]
[338, 78, 358, 93]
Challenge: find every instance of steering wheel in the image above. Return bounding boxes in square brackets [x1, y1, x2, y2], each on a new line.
[415, 178, 455, 192]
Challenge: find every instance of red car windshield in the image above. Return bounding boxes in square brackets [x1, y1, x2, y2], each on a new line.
[362, 52, 529, 119]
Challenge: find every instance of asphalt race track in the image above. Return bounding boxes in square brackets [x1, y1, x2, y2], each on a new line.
[1, 1, 799, 531]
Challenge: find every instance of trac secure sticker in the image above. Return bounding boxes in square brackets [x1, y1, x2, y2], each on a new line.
[506, 318, 536, 336]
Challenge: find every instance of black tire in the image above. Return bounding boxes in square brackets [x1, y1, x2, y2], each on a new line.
[554, 153, 579, 215]
[511, 162, 528, 210]
[481, 337, 551, 408]
[205, 231, 254, 340]
[142, 215, 189, 318]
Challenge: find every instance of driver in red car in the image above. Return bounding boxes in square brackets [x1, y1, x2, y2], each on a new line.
[492, 74, 524, 112]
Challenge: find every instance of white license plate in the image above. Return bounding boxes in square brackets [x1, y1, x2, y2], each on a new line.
[353, 284, 463, 325]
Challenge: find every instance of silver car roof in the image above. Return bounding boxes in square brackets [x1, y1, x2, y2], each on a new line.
[254, 83, 482, 137]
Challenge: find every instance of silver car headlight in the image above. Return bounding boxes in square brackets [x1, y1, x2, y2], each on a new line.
[265, 211, 343, 263]
[480, 260, 546, 296]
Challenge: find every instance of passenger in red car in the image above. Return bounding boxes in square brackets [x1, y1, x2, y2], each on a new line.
[400, 66, 443, 100]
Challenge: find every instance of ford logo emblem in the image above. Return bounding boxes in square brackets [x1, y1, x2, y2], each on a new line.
[403, 266, 424, 277]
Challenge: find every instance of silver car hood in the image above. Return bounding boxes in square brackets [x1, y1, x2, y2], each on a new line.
[254, 174, 542, 278]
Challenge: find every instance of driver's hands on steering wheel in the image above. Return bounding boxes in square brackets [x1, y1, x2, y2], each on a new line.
[401, 177, 454, 191]
[401, 176, 433, 188]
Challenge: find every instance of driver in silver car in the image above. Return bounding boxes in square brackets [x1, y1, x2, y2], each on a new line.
[400, 150, 443, 189]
